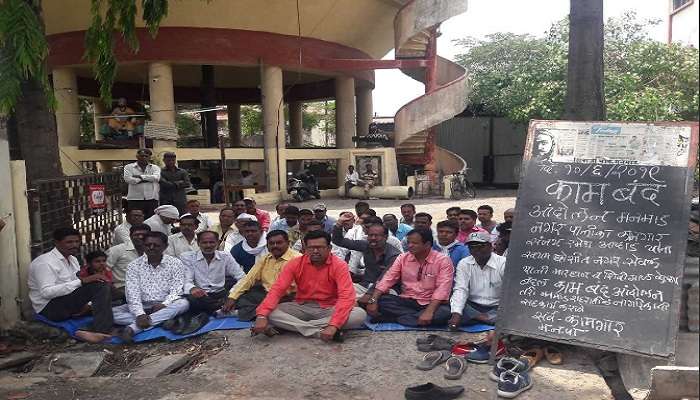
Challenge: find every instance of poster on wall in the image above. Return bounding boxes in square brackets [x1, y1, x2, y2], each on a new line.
[88, 184, 106, 213]
[356, 155, 382, 186]
[497, 120, 698, 358]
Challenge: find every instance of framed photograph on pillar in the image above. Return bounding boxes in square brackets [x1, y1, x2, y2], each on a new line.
[355, 155, 382, 186]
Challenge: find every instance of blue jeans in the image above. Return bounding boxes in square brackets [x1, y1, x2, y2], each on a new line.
[459, 301, 498, 325]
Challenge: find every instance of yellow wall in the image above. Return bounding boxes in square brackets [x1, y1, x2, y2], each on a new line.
[43, 0, 399, 59]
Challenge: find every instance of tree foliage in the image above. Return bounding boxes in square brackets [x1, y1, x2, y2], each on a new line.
[0, 0, 53, 113]
[0, 0, 172, 113]
[455, 12, 699, 123]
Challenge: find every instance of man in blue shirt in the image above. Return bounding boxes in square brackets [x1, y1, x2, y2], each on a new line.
[313, 203, 336, 234]
[383, 213, 412, 241]
[433, 220, 469, 272]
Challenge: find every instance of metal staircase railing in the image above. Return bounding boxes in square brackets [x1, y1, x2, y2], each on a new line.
[393, 0, 471, 174]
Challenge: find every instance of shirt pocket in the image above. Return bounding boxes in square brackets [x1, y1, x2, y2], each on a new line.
[420, 272, 438, 291]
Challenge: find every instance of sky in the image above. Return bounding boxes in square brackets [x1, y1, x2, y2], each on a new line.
[372, 0, 670, 116]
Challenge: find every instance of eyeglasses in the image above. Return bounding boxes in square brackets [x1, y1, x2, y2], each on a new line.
[467, 242, 490, 249]
[305, 245, 329, 253]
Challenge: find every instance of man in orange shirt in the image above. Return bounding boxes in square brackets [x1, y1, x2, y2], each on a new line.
[252, 230, 366, 342]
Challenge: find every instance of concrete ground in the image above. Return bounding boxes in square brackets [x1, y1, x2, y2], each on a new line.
[0, 329, 613, 400]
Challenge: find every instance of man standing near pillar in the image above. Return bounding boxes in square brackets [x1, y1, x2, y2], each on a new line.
[159, 152, 190, 215]
[124, 149, 161, 219]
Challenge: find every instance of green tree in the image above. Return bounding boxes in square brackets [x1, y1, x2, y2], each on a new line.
[241, 105, 263, 136]
[454, 12, 699, 123]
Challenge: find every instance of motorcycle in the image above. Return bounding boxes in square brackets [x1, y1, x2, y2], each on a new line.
[287, 171, 321, 202]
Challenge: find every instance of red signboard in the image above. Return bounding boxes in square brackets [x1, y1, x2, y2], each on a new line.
[88, 184, 106, 210]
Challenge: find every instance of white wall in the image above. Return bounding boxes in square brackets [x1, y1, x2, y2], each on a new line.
[671, 1, 699, 47]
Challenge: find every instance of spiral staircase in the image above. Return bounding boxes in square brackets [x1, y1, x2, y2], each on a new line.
[392, 0, 471, 176]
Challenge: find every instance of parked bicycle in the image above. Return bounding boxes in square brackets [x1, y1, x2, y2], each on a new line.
[449, 168, 477, 199]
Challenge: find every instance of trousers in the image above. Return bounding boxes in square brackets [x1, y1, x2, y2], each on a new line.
[375, 294, 451, 327]
[268, 302, 367, 337]
[459, 301, 498, 325]
[40, 282, 113, 334]
[112, 299, 189, 333]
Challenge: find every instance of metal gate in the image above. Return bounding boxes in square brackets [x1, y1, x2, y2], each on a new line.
[28, 172, 124, 259]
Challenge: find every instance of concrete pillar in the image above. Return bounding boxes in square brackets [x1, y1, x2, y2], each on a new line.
[261, 65, 287, 193]
[335, 76, 355, 187]
[227, 104, 241, 147]
[289, 101, 304, 147]
[0, 116, 20, 327]
[356, 86, 373, 137]
[148, 63, 176, 148]
[201, 65, 218, 147]
[52, 68, 82, 174]
[11, 160, 32, 319]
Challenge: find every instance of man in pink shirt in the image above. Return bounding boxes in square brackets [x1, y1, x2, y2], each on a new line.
[253, 230, 366, 341]
[457, 209, 487, 244]
[243, 197, 271, 231]
[366, 228, 454, 327]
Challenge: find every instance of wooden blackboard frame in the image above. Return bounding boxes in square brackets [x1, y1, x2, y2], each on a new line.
[495, 120, 699, 359]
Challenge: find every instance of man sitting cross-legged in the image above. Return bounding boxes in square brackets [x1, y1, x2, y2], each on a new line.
[222, 230, 301, 321]
[252, 230, 367, 341]
[448, 231, 506, 329]
[331, 213, 401, 303]
[113, 231, 189, 342]
[28, 228, 114, 343]
[366, 228, 454, 327]
[181, 230, 246, 315]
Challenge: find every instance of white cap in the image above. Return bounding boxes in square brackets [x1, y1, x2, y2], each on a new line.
[236, 213, 258, 222]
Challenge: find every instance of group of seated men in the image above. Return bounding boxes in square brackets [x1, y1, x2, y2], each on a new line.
[28, 199, 514, 344]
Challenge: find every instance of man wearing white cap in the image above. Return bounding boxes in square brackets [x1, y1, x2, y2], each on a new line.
[230, 220, 267, 273]
[222, 213, 256, 251]
[144, 205, 179, 235]
[448, 231, 506, 329]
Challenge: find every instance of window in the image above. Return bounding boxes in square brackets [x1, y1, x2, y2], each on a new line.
[673, 0, 691, 11]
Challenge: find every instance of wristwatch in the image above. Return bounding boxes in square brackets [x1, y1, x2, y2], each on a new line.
[367, 297, 377, 305]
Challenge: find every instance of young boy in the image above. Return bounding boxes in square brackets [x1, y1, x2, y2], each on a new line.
[80, 250, 122, 303]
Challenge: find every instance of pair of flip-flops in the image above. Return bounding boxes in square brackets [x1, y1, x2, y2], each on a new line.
[416, 334, 456, 352]
[162, 312, 210, 335]
[416, 350, 469, 380]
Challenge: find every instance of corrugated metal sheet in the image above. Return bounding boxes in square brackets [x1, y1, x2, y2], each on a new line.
[437, 117, 489, 183]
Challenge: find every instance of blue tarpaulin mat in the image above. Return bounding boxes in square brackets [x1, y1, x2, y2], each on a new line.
[35, 314, 252, 344]
[363, 319, 494, 333]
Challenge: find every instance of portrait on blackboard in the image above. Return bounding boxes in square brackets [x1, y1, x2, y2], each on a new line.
[532, 129, 556, 162]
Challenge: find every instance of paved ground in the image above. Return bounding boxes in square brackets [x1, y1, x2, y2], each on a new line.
[205, 189, 519, 223]
[0, 329, 613, 400]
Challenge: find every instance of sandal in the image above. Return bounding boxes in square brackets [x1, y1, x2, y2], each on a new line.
[416, 350, 452, 371]
[444, 356, 468, 380]
[416, 334, 440, 345]
[521, 347, 544, 368]
[544, 346, 563, 365]
[417, 336, 455, 352]
[451, 342, 479, 356]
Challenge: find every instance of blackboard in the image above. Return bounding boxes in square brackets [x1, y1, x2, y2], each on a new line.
[497, 120, 699, 358]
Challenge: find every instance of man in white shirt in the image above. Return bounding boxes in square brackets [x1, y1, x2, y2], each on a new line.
[113, 231, 189, 342]
[166, 214, 199, 258]
[123, 149, 161, 219]
[211, 207, 238, 252]
[106, 223, 151, 298]
[28, 228, 113, 343]
[182, 231, 246, 314]
[186, 199, 211, 233]
[144, 205, 179, 235]
[343, 165, 359, 197]
[112, 208, 144, 246]
[448, 231, 506, 329]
